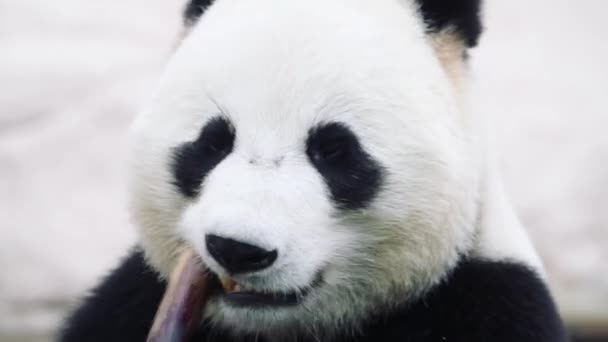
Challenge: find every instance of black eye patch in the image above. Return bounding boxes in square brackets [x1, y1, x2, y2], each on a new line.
[172, 117, 235, 198]
[306, 123, 384, 210]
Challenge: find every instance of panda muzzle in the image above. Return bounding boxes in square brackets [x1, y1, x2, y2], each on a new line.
[146, 248, 303, 342]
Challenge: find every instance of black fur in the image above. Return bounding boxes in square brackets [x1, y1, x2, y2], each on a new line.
[344, 259, 569, 342]
[184, 0, 215, 25]
[415, 0, 483, 47]
[58, 249, 166, 342]
[306, 123, 384, 210]
[172, 117, 236, 198]
[60, 250, 568, 342]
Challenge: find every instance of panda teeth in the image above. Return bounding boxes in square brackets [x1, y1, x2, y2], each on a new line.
[218, 277, 265, 294]
[221, 278, 237, 292]
[238, 284, 258, 293]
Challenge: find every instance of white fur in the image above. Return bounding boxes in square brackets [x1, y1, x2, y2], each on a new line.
[127, 0, 540, 338]
[473, 145, 544, 273]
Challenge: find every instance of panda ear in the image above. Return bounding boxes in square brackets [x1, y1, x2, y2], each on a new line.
[183, 0, 215, 26]
[429, 30, 469, 91]
[415, 0, 483, 48]
[415, 0, 483, 90]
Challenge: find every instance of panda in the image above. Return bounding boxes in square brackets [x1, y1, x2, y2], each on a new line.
[60, 0, 569, 341]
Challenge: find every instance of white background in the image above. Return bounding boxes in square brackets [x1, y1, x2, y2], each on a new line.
[1, 0, 606, 340]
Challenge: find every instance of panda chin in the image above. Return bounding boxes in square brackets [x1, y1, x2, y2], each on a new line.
[212, 272, 323, 308]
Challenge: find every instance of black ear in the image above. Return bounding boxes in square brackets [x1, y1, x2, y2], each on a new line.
[184, 0, 215, 25]
[415, 0, 483, 47]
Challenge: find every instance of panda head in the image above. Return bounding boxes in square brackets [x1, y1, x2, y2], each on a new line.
[129, 0, 483, 337]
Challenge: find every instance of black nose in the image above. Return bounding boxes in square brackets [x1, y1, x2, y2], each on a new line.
[205, 234, 278, 274]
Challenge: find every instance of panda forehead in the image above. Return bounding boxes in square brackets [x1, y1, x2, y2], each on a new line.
[174, 0, 431, 76]
[184, 0, 482, 47]
[163, 0, 444, 126]
[148, 0, 465, 155]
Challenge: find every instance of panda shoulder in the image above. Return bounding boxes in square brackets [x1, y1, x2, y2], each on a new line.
[362, 258, 569, 342]
[58, 249, 166, 342]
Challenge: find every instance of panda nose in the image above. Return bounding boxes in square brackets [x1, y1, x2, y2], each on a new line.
[205, 234, 278, 274]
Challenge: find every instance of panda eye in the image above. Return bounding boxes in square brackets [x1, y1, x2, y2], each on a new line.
[316, 137, 350, 161]
[307, 123, 357, 163]
[204, 131, 233, 155]
[306, 122, 384, 210]
[306, 123, 357, 164]
[172, 117, 235, 198]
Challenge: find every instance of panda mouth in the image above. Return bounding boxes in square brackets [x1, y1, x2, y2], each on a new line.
[213, 274, 321, 308]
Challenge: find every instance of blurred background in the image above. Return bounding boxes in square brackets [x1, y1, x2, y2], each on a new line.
[1, 0, 606, 341]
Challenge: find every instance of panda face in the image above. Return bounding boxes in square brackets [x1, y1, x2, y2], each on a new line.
[128, 0, 480, 336]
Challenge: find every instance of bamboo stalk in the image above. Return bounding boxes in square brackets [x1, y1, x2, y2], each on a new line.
[147, 248, 212, 342]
